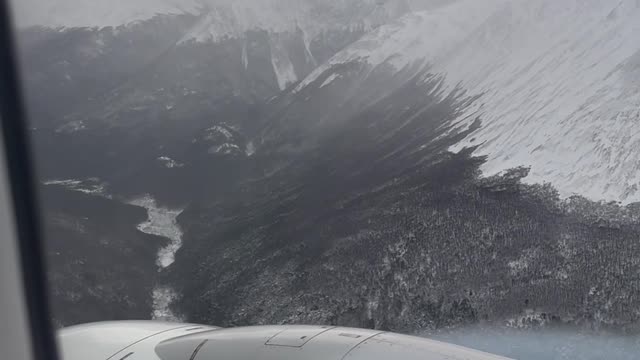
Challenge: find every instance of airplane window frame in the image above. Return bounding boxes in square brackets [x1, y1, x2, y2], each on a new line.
[0, 1, 60, 360]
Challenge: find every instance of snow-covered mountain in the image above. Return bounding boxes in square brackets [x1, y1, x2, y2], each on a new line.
[291, 0, 640, 204]
[22, 0, 640, 337]
[22, 3, 639, 201]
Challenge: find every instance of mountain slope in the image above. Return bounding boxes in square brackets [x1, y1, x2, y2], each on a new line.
[172, 71, 640, 333]
[20, 1, 407, 203]
[162, 0, 640, 333]
[293, 0, 640, 203]
[19, 0, 640, 338]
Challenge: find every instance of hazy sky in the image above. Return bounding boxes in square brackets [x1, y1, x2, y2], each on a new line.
[10, 0, 455, 28]
[11, 0, 199, 28]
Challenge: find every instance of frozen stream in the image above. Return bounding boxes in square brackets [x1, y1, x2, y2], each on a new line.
[129, 195, 185, 322]
[43, 179, 186, 321]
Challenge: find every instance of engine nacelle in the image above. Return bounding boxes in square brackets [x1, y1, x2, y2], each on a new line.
[58, 321, 512, 360]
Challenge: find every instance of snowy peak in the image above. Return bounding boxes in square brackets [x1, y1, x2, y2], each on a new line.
[294, 0, 640, 203]
[176, 0, 414, 43]
[294, 0, 504, 92]
[169, 0, 416, 90]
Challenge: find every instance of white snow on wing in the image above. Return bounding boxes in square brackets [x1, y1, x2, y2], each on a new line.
[295, 0, 640, 204]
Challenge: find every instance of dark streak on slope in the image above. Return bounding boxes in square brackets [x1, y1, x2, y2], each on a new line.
[171, 67, 640, 334]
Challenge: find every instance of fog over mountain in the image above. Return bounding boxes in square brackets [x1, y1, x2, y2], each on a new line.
[16, 0, 640, 358]
[12, 0, 423, 29]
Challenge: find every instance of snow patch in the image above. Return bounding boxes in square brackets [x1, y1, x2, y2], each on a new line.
[43, 178, 110, 198]
[209, 143, 241, 155]
[270, 38, 298, 90]
[245, 141, 256, 156]
[56, 120, 86, 134]
[300, 27, 317, 67]
[506, 310, 554, 329]
[128, 195, 184, 268]
[157, 156, 184, 168]
[205, 125, 233, 140]
[320, 73, 341, 88]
